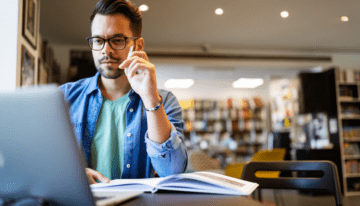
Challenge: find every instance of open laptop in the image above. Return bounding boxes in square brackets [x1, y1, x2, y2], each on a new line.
[0, 85, 142, 206]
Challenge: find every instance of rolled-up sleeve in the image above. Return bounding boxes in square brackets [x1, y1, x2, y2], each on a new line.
[145, 123, 182, 154]
[144, 91, 188, 177]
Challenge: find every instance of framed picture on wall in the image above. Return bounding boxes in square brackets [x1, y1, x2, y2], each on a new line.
[37, 58, 41, 85]
[20, 45, 35, 87]
[23, 0, 39, 49]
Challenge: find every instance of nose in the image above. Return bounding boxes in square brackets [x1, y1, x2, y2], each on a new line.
[101, 40, 114, 56]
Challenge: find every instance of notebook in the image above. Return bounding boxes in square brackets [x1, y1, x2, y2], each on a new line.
[0, 85, 142, 206]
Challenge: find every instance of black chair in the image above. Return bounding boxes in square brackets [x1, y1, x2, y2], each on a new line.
[242, 161, 342, 206]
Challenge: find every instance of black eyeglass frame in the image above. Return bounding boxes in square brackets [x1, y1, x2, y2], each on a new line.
[86, 36, 139, 51]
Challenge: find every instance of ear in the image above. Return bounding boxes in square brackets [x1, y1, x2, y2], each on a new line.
[135, 38, 145, 51]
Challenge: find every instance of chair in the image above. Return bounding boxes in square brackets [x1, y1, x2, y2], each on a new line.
[225, 149, 286, 204]
[189, 151, 225, 174]
[225, 148, 286, 179]
[241, 161, 342, 206]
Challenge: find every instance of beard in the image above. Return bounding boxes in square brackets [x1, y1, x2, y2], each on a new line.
[94, 55, 125, 79]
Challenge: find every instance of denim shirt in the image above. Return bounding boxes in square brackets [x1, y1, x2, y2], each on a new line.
[59, 72, 188, 178]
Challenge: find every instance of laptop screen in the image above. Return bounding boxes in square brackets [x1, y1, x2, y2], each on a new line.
[0, 85, 95, 206]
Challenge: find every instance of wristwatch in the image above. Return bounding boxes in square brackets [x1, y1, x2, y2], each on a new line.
[145, 95, 163, 112]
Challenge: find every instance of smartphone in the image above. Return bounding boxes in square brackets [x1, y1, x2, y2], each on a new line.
[127, 45, 134, 59]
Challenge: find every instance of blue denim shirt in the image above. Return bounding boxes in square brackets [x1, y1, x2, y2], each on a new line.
[59, 72, 188, 178]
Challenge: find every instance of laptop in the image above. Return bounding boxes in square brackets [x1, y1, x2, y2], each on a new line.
[0, 85, 142, 206]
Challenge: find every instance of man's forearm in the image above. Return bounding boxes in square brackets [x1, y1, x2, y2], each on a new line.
[145, 103, 172, 144]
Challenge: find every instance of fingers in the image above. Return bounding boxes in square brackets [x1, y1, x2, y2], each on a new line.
[85, 168, 110, 184]
[86, 169, 97, 184]
[119, 51, 148, 70]
[128, 63, 147, 77]
[122, 57, 150, 78]
[87, 175, 97, 184]
[130, 51, 148, 61]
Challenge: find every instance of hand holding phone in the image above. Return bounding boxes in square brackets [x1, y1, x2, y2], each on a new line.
[127, 45, 142, 75]
[127, 45, 134, 59]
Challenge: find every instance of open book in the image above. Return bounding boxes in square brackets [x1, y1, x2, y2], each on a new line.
[91, 172, 259, 196]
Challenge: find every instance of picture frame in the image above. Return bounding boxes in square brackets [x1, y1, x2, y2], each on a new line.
[20, 45, 35, 87]
[37, 58, 41, 85]
[22, 0, 38, 49]
[37, 58, 48, 85]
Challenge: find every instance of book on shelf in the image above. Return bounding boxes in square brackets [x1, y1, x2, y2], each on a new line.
[344, 143, 360, 155]
[91, 171, 259, 196]
[338, 69, 356, 83]
[345, 160, 360, 174]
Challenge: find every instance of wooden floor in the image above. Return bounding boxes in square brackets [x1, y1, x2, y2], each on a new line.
[260, 189, 360, 206]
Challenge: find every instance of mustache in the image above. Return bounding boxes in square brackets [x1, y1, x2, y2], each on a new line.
[99, 55, 121, 63]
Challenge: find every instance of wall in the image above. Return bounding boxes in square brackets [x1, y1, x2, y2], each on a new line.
[48, 43, 90, 84]
[0, 1, 19, 91]
[49, 43, 360, 102]
[333, 53, 360, 70]
[0, 0, 43, 91]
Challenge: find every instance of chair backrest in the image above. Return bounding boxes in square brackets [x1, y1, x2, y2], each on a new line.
[225, 148, 286, 179]
[251, 148, 286, 161]
[242, 161, 342, 206]
[189, 151, 220, 171]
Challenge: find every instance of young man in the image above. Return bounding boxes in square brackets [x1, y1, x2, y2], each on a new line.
[60, 0, 187, 184]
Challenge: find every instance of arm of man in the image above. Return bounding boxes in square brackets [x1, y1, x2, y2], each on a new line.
[144, 91, 188, 177]
[120, 50, 188, 177]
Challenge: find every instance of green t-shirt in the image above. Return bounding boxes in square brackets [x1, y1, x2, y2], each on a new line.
[91, 94, 130, 180]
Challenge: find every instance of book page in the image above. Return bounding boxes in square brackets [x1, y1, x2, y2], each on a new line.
[174, 172, 259, 194]
[90, 177, 165, 191]
[157, 178, 243, 195]
[90, 172, 258, 195]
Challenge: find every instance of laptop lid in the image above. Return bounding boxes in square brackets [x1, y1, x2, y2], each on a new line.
[0, 85, 95, 206]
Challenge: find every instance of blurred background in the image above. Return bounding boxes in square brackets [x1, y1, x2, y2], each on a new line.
[5, 0, 360, 197]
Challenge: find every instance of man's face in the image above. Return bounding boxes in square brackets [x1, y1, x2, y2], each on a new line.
[91, 14, 134, 79]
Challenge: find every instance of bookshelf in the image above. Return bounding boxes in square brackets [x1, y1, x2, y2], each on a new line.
[336, 68, 360, 196]
[180, 98, 268, 166]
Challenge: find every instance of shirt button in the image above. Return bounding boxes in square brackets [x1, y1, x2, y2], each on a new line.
[129, 108, 134, 112]
[126, 164, 130, 168]
[127, 133, 132, 137]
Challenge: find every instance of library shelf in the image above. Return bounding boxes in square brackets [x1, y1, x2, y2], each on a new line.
[346, 173, 360, 178]
[344, 155, 360, 160]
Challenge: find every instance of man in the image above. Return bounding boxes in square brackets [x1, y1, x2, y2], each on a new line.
[60, 0, 187, 184]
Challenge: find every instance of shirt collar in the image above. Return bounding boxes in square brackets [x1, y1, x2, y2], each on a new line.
[85, 72, 139, 100]
[85, 72, 101, 95]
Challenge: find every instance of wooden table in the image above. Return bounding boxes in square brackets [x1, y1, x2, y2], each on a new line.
[120, 191, 266, 206]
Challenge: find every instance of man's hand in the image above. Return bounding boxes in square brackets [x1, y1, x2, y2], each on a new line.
[85, 168, 110, 184]
[119, 51, 160, 109]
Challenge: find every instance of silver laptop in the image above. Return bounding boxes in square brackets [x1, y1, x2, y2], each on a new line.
[0, 85, 142, 206]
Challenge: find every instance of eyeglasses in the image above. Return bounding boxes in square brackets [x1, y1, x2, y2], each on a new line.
[86, 36, 139, 51]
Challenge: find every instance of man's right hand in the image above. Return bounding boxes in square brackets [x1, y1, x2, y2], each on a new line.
[85, 168, 110, 184]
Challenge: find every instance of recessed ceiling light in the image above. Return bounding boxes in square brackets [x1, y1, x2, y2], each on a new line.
[215, 8, 223, 15]
[165, 79, 195, 89]
[139, 4, 149, 12]
[280, 11, 289, 18]
[232, 78, 264, 88]
[341, 16, 349, 22]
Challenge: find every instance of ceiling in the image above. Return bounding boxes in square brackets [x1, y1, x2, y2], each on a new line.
[40, 0, 360, 52]
[39, 0, 360, 90]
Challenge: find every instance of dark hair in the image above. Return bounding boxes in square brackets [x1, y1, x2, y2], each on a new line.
[90, 0, 142, 37]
